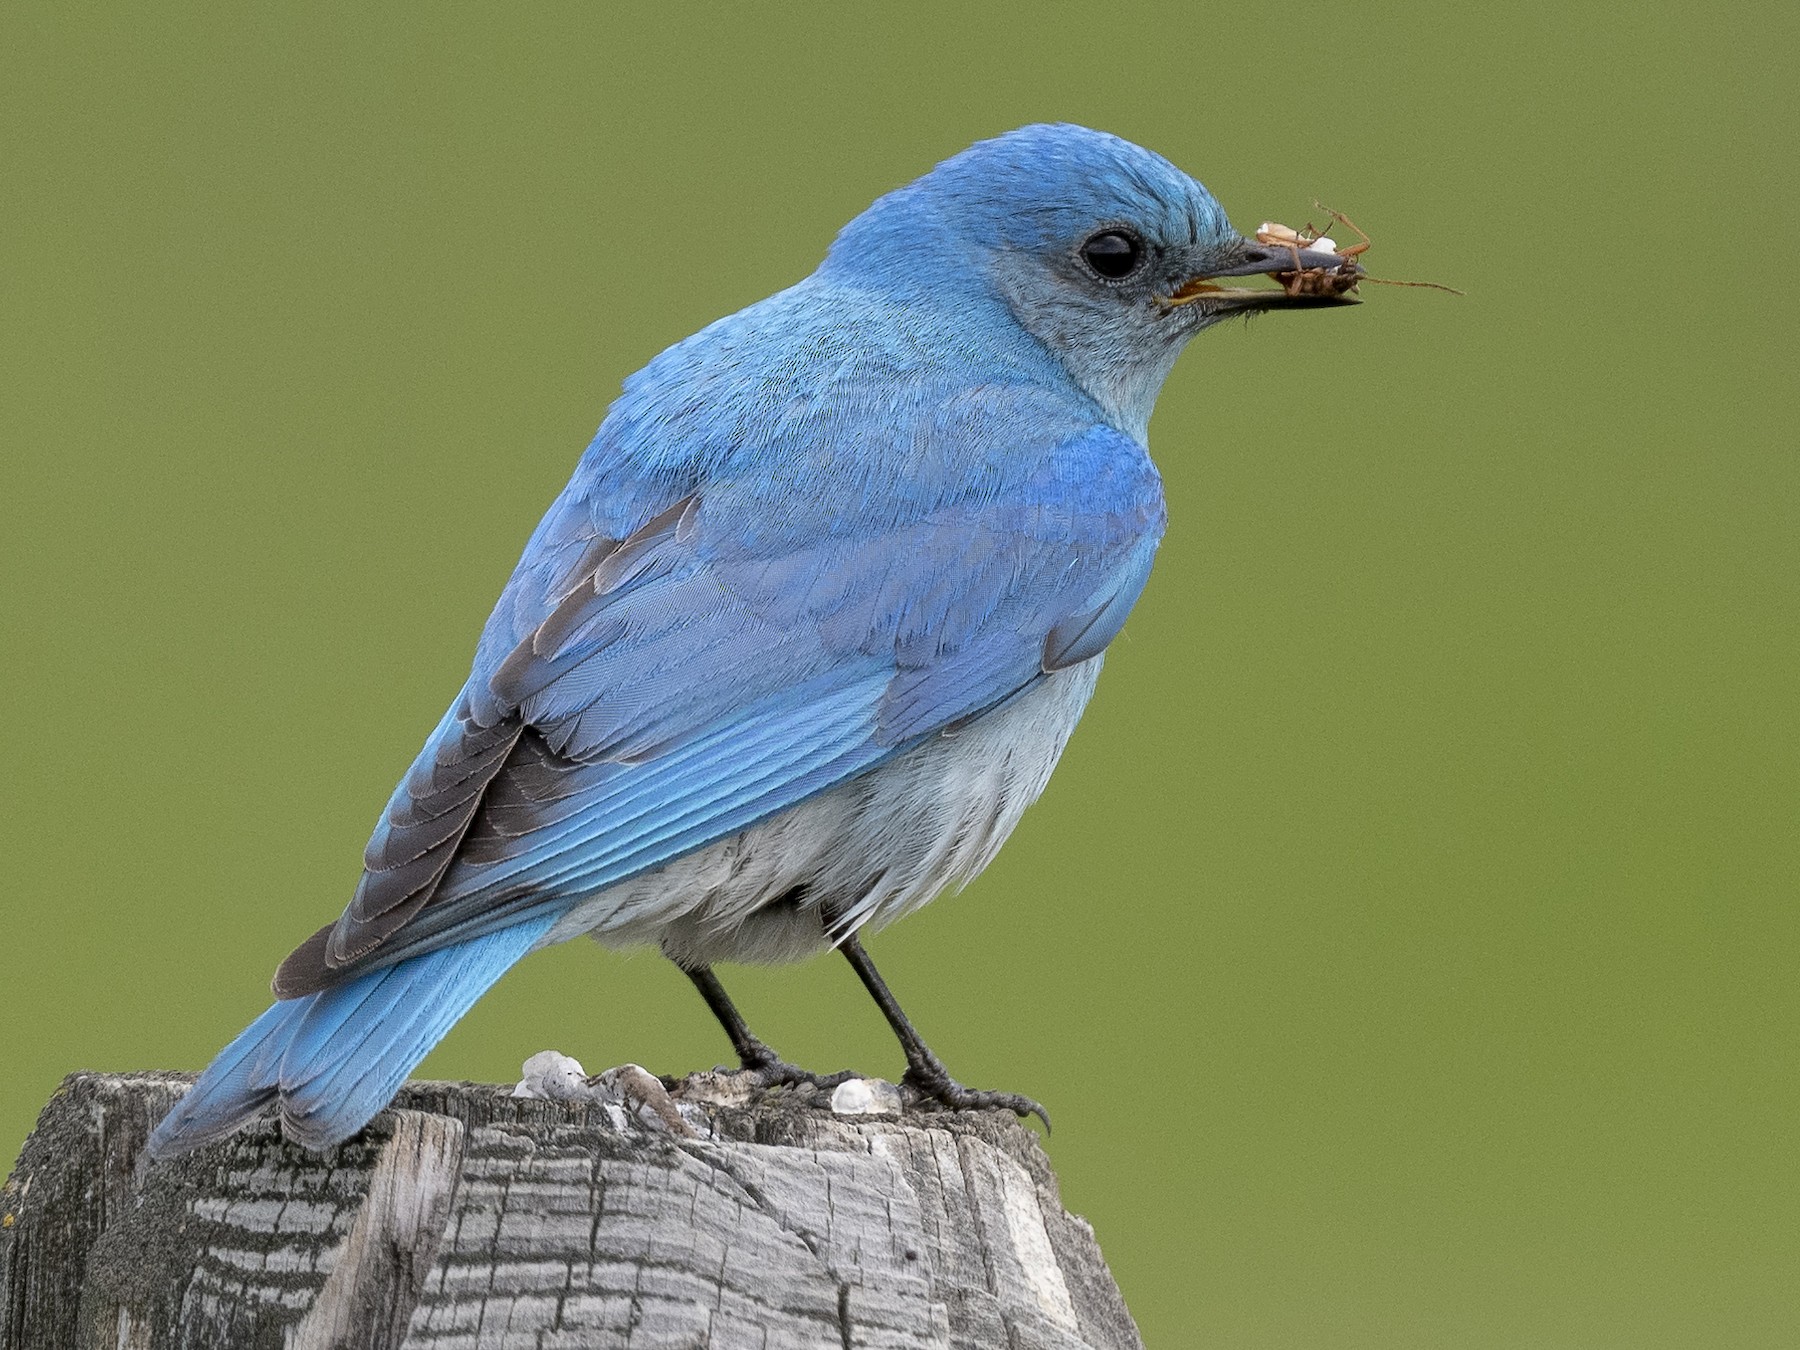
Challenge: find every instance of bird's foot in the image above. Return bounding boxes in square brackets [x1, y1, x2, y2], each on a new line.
[735, 1045, 859, 1094]
[901, 1061, 1051, 1132]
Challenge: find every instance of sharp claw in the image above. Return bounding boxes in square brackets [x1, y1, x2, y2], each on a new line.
[995, 1094, 1052, 1133]
[900, 1069, 1049, 1130]
[739, 1060, 859, 1092]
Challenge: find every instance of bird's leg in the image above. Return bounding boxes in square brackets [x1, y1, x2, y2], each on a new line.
[680, 964, 856, 1091]
[684, 964, 772, 1067]
[835, 934, 1050, 1130]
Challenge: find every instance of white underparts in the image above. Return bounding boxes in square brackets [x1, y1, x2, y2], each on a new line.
[538, 657, 1104, 967]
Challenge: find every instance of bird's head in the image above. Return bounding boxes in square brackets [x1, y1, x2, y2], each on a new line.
[823, 123, 1355, 440]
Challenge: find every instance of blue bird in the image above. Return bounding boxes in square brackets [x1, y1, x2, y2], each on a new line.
[148, 123, 1356, 1157]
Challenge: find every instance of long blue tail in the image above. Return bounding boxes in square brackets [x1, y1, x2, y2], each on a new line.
[148, 916, 555, 1158]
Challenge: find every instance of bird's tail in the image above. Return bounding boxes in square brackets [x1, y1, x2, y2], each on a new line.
[148, 916, 555, 1158]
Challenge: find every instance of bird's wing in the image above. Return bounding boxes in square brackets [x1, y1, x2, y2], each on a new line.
[274, 424, 1164, 996]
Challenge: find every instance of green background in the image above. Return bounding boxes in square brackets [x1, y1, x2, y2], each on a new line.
[3, 4, 1794, 1345]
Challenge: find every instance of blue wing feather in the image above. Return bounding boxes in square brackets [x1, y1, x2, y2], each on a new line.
[1042, 531, 1161, 671]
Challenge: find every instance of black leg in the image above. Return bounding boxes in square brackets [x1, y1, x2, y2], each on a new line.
[836, 934, 1050, 1130]
[680, 963, 857, 1091]
[684, 965, 775, 1069]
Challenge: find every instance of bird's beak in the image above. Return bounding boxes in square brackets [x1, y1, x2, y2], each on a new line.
[1164, 238, 1363, 312]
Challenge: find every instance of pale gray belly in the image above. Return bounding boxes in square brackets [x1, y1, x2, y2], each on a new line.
[537, 657, 1104, 967]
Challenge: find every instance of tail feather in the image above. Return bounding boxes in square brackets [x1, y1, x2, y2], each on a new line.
[146, 999, 292, 1154]
[148, 917, 554, 1159]
[279, 926, 548, 1147]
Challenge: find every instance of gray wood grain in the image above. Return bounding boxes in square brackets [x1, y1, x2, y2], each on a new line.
[2, 1072, 1142, 1350]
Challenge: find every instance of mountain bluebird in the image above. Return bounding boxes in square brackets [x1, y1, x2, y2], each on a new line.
[148, 122, 1356, 1158]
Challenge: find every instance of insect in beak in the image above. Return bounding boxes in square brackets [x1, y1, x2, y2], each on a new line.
[1164, 206, 1462, 313]
[1165, 230, 1362, 312]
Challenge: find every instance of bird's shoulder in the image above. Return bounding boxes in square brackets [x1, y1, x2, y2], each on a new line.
[586, 276, 1157, 503]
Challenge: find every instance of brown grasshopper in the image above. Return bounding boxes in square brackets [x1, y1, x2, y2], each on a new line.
[1257, 206, 1462, 298]
[1256, 214, 1362, 298]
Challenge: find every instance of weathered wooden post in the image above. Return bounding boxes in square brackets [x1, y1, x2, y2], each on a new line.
[2, 1069, 1142, 1349]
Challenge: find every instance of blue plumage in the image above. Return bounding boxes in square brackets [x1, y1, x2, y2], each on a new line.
[151, 918, 555, 1151]
[150, 123, 1357, 1158]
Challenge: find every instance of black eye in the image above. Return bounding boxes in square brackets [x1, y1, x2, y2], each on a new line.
[1080, 230, 1143, 279]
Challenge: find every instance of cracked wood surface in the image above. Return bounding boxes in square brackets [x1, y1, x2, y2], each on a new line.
[2, 1072, 1143, 1350]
